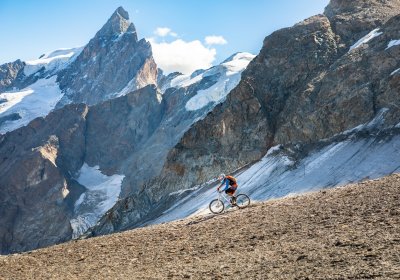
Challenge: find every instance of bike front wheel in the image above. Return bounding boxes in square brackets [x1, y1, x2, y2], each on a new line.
[235, 194, 250, 209]
[209, 199, 224, 214]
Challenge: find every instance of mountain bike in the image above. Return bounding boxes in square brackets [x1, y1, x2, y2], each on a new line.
[209, 191, 250, 214]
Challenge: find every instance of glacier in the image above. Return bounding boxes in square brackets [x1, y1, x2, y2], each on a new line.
[70, 163, 125, 239]
[24, 47, 83, 76]
[0, 76, 63, 133]
[0, 47, 83, 134]
[184, 52, 255, 111]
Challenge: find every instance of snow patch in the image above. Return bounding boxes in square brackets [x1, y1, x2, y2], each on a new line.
[185, 53, 255, 111]
[170, 72, 204, 89]
[70, 163, 124, 239]
[113, 76, 139, 98]
[386, 39, 400, 50]
[0, 76, 64, 133]
[266, 145, 282, 156]
[349, 29, 383, 51]
[341, 108, 389, 135]
[391, 68, 400, 76]
[169, 186, 201, 196]
[24, 47, 83, 76]
[0, 89, 33, 114]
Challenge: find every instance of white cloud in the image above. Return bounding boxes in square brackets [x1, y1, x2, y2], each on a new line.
[149, 38, 216, 74]
[205, 35, 228, 45]
[154, 27, 172, 37]
[154, 27, 178, 38]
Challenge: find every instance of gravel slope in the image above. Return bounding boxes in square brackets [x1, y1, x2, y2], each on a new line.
[1, 174, 399, 279]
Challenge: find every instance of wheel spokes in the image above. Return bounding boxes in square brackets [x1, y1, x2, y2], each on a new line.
[236, 194, 250, 208]
[210, 199, 224, 214]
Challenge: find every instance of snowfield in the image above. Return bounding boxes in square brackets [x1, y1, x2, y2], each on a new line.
[0, 47, 83, 134]
[0, 76, 63, 133]
[184, 52, 255, 111]
[24, 47, 83, 76]
[70, 163, 125, 239]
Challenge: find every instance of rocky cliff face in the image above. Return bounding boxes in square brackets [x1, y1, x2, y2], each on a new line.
[0, 104, 88, 253]
[56, 7, 157, 106]
[90, 0, 400, 235]
[0, 60, 25, 92]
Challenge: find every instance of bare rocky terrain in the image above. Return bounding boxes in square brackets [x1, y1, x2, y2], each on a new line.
[1, 173, 399, 279]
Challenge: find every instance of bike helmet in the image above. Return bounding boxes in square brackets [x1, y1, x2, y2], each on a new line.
[218, 173, 225, 180]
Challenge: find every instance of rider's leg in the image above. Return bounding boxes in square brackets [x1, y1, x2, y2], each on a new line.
[231, 194, 237, 204]
[226, 188, 236, 204]
[231, 188, 238, 204]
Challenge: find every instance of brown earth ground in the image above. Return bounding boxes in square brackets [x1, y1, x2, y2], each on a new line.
[1, 174, 400, 280]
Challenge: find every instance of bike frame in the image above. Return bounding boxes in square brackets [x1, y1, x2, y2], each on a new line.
[217, 190, 235, 205]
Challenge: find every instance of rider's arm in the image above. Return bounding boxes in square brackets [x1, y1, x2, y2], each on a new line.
[217, 180, 225, 192]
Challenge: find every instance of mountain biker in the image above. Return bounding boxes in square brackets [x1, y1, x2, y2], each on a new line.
[217, 173, 238, 205]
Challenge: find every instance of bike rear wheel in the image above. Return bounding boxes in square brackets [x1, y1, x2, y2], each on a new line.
[209, 199, 224, 214]
[235, 194, 250, 209]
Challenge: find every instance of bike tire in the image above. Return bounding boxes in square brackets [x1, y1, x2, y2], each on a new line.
[209, 199, 224, 214]
[235, 194, 250, 209]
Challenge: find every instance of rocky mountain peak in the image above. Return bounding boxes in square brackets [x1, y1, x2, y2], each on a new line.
[96, 6, 135, 39]
[114, 6, 129, 20]
[56, 6, 156, 106]
[0, 59, 25, 92]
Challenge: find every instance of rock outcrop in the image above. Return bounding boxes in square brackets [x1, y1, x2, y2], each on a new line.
[56, 7, 157, 106]
[0, 104, 89, 253]
[324, 0, 400, 49]
[0, 60, 25, 92]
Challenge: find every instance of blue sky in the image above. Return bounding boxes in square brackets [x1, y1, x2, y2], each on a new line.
[0, 0, 330, 72]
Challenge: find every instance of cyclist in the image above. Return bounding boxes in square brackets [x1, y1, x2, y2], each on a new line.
[217, 173, 238, 205]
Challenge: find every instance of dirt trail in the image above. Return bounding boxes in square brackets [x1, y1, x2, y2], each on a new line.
[1, 174, 400, 280]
